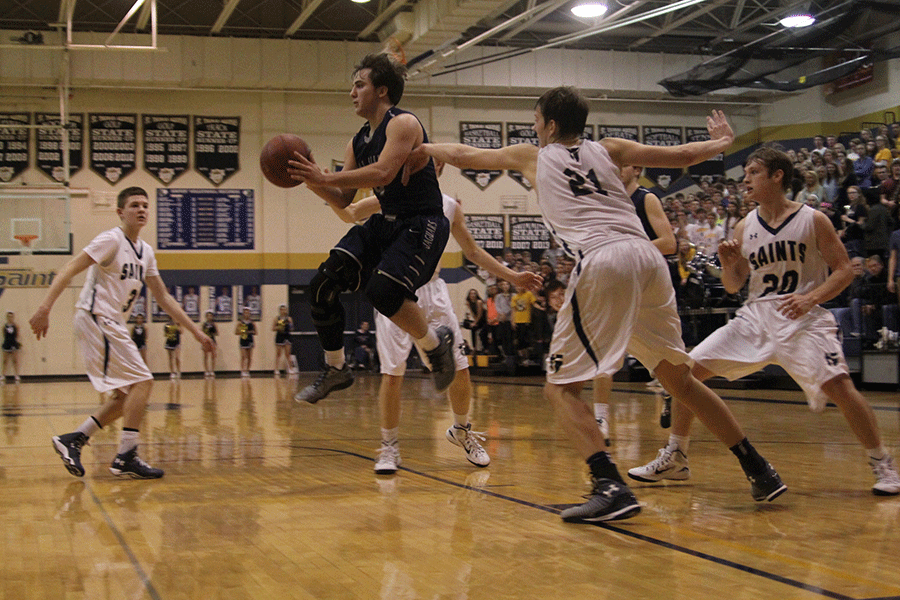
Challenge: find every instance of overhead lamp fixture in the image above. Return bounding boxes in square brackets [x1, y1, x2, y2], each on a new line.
[779, 13, 815, 27]
[351, 0, 371, 4]
[571, 2, 608, 19]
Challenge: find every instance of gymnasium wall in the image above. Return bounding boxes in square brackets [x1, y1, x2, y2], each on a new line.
[1, 32, 898, 377]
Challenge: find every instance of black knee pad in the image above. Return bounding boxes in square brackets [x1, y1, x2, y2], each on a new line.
[309, 250, 361, 310]
[366, 272, 408, 318]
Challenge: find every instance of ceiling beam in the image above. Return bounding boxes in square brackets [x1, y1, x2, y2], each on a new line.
[707, 0, 813, 46]
[286, 0, 329, 36]
[136, 0, 155, 30]
[729, 0, 747, 29]
[499, 0, 574, 42]
[630, 0, 732, 48]
[57, 0, 75, 26]
[212, 0, 243, 34]
[357, 0, 408, 40]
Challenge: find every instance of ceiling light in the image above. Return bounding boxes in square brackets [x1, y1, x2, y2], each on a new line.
[571, 2, 608, 18]
[780, 13, 815, 28]
[351, 0, 371, 4]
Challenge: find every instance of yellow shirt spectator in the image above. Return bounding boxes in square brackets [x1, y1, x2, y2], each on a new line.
[512, 290, 536, 324]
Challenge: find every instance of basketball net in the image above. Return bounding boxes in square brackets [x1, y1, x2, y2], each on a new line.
[14, 234, 38, 256]
[384, 37, 407, 65]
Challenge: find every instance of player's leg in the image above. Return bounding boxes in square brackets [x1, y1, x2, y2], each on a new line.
[546, 247, 641, 522]
[371, 214, 455, 392]
[373, 310, 411, 474]
[821, 375, 900, 495]
[445, 369, 490, 467]
[295, 247, 362, 403]
[375, 374, 404, 474]
[109, 378, 163, 479]
[652, 361, 785, 501]
[591, 376, 612, 446]
[627, 265, 784, 501]
[548, 380, 640, 523]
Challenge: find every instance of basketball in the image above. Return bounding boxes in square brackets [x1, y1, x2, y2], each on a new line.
[259, 134, 311, 188]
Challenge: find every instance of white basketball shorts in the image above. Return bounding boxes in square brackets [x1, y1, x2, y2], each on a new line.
[375, 277, 469, 377]
[74, 309, 153, 393]
[547, 240, 690, 385]
[690, 299, 848, 412]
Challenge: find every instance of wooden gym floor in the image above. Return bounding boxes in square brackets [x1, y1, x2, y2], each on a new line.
[1, 372, 899, 600]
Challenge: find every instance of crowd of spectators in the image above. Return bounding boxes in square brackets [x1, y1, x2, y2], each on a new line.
[459, 124, 900, 369]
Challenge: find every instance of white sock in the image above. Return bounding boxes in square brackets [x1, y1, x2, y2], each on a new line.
[416, 329, 440, 352]
[76, 416, 102, 438]
[668, 434, 690, 454]
[325, 349, 345, 369]
[118, 429, 140, 455]
[381, 427, 399, 447]
[453, 413, 469, 428]
[867, 446, 888, 462]
[593, 403, 609, 421]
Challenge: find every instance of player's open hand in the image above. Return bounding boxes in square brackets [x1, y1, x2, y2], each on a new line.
[29, 306, 50, 340]
[287, 151, 325, 186]
[402, 144, 430, 185]
[706, 110, 734, 144]
[515, 271, 543, 294]
[196, 332, 216, 354]
[717, 238, 743, 269]
[777, 293, 815, 320]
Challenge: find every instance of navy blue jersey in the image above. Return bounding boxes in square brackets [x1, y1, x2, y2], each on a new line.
[352, 107, 442, 216]
[630, 186, 657, 241]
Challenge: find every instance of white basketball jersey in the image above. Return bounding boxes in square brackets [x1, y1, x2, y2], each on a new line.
[426, 194, 459, 283]
[76, 227, 159, 323]
[535, 141, 648, 256]
[742, 204, 829, 303]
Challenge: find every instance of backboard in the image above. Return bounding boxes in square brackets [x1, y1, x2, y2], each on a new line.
[0, 187, 72, 254]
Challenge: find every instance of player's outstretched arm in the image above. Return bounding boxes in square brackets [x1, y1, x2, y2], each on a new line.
[146, 275, 215, 353]
[451, 203, 543, 293]
[407, 143, 538, 187]
[29, 251, 96, 339]
[329, 195, 381, 224]
[604, 110, 733, 169]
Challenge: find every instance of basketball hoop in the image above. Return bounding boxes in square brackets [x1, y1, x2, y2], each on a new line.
[14, 234, 38, 255]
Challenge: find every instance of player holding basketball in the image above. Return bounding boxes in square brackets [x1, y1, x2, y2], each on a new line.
[287, 53, 455, 404]
[32, 186, 215, 479]
[331, 160, 543, 473]
[628, 145, 900, 496]
[407, 87, 786, 522]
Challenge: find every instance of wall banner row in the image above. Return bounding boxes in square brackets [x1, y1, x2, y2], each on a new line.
[0, 113, 240, 186]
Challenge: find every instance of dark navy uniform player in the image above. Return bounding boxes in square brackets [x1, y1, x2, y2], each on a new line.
[288, 52, 455, 404]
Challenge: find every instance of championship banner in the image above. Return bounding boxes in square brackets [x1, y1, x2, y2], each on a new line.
[582, 125, 594, 141]
[685, 126, 724, 183]
[462, 214, 505, 271]
[506, 123, 538, 190]
[0, 113, 30, 183]
[194, 116, 240, 186]
[460, 122, 502, 190]
[36, 113, 83, 182]
[89, 114, 137, 184]
[642, 126, 684, 192]
[598, 125, 639, 141]
[509, 215, 551, 255]
[143, 115, 189, 185]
